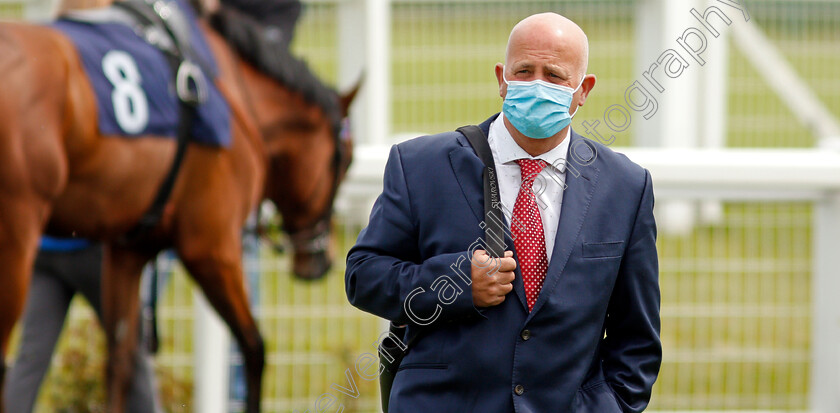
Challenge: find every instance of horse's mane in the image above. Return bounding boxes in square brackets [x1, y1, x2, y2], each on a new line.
[208, 6, 342, 133]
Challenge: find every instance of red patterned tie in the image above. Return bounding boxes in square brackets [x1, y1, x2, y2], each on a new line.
[512, 159, 549, 311]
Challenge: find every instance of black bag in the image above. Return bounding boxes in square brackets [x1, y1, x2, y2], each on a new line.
[377, 124, 505, 412]
[378, 323, 407, 413]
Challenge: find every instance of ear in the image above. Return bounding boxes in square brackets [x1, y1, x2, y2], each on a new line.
[575, 74, 597, 108]
[339, 74, 364, 118]
[494, 63, 506, 99]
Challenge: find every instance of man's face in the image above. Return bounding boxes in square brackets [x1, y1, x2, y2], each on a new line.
[496, 16, 592, 119]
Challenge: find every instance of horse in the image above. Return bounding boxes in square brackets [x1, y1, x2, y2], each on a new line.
[0, 2, 359, 412]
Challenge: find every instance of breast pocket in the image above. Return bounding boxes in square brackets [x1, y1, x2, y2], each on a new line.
[582, 241, 625, 259]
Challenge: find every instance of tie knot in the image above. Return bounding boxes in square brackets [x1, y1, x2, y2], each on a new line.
[516, 159, 548, 181]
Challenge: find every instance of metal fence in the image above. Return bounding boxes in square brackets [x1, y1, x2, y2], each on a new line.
[2, 0, 839, 412]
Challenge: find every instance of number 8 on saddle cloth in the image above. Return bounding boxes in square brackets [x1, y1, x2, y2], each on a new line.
[52, 0, 231, 148]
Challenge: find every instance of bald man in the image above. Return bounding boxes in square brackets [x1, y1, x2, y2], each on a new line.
[346, 13, 661, 413]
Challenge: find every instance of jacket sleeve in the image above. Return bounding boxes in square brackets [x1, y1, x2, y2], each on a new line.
[603, 169, 662, 412]
[345, 144, 481, 326]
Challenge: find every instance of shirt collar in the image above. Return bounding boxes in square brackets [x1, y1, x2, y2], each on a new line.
[489, 112, 570, 173]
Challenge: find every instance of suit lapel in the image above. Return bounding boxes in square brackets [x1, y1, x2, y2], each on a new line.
[528, 133, 600, 318]
[449, 145, 485, 224]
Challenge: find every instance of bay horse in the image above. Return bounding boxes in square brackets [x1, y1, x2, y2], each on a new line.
[0, 3, 358, 412]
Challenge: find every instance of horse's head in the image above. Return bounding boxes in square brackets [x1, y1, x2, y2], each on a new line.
[209, 8, 361, 280]
[259, 80, 360, 281]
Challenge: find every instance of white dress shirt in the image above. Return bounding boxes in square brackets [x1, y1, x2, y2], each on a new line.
[487, 113, 570, 262]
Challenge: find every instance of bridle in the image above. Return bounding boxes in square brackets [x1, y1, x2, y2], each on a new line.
[257, 112, 349, 257]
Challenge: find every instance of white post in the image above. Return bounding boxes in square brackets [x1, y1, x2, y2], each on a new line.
[338, 0, 368, 144]
[337, 0, 390, 146]
[635, 0, 701, 148]
[364, 0, 390, 145]
[697, 0, 728, 225]
[194, 291, 230, 413]
[811, 192, 840, 413]
[697, 0, 728, 151]
[633, 0, 664, 148]
[635, 0, 701, 235]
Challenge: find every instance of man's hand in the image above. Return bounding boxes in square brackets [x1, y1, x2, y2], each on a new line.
[471, 250, 516, 307]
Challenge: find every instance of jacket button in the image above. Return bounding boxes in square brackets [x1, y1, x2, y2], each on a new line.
[514, 384, 525, 395]
[521, 329, 531, 341]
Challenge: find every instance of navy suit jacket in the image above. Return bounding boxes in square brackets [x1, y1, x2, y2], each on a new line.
[346, 114, 661, 412]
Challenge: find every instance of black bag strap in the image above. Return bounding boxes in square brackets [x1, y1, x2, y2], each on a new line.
[456, 125, 506, 258]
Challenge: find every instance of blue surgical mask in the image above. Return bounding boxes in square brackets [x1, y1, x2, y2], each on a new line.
[502, 68, 584, 139]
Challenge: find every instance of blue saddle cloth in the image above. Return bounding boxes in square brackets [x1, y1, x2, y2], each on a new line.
[52, 3, 231, 147]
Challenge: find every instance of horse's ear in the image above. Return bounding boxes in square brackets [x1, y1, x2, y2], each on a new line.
[339, 74, 364, 119]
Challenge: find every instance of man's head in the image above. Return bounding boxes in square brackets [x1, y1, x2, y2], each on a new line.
[495, 13, 596, 145]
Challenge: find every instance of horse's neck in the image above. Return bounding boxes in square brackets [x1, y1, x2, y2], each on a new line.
[201, 23, 267, 156]
[235, 58, 322, 141]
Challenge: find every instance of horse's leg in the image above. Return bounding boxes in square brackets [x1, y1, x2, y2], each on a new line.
[178, 237, 264, 413]
[101, 244, 150, 413]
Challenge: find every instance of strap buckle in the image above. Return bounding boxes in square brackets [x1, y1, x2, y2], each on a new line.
[176, 60, 207, 106]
